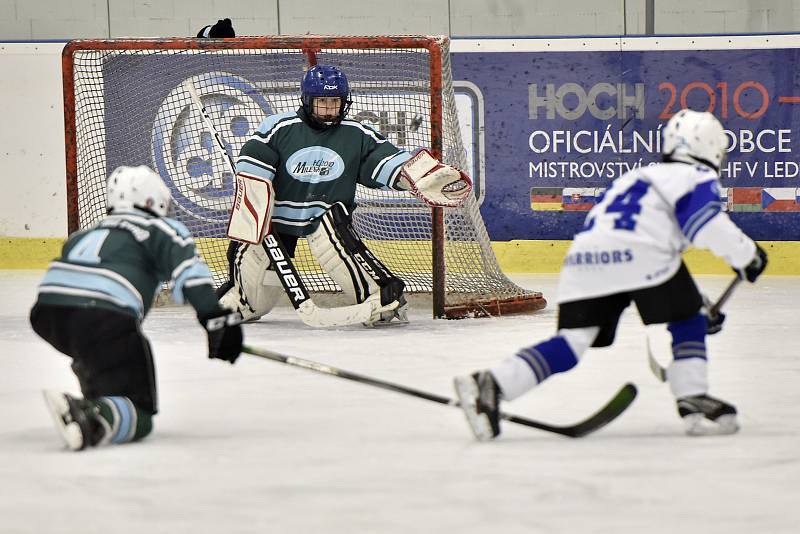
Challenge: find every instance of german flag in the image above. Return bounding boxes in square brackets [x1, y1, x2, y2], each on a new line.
[530, 187, 563, 211]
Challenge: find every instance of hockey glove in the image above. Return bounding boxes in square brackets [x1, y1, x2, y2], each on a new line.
[201, 307, 243, 364]
[399, 149, 473, 207]
[705, 310, 726, 335]
[701, 295, 725, 335]
[735, 243, 768, 283]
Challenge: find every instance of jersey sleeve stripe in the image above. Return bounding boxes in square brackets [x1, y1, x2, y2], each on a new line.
[371, 151, 412, 187]
[682, 202, 722, 241]
[235, 160, 276, 181]
[171, 259, 214, 304]
[236, 155, 276, 174]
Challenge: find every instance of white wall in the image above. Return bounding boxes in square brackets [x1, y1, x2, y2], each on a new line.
[1, 0, 799, 40]
[0, 43, 66, 237]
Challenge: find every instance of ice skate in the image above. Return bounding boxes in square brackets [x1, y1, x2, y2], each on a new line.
[42, 391, 105, 451]
[676, 393, 739, 436]
[367, 295, 409, 327]
[453, 371, 501, 441]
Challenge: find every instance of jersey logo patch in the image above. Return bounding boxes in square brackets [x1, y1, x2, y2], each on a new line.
[285, 146, 345, 183]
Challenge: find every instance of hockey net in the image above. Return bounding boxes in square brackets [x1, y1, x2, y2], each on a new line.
[63, 36, 545, 318]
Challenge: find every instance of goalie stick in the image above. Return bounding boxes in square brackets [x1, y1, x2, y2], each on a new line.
[183, 78, 388, 328]
[243, 344, 637, 438]
[647, 276, 742, 382]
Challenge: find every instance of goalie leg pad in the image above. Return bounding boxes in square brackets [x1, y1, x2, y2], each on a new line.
[218, 242, 284, 321]
[321, 203, 406, 304]
[307, 217, 375, 304]
[308, 203, 407, 324]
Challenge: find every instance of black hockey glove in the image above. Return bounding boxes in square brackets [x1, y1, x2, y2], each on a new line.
[705, 310, 726, 335]
[735, 244, 768, 283]
[701, 295, 725, 335]
[201, 307, 243, 364]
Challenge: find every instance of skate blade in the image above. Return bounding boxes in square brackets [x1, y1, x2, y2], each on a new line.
[683, 413, 740, 436]
[363, 317, 410, 328]
[453, 376, 495, 441]
[42, 390, 85, 451]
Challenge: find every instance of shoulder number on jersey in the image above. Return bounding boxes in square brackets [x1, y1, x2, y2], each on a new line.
[580, 179, 650, 233]
[67, 229, 110, 264]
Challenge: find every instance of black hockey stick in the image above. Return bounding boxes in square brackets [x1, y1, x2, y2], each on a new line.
[647, 275, 742, 382]
[244, 344, 637, 438]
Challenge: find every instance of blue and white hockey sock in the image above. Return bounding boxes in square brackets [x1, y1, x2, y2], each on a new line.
[491, 335, 580, 401]
[666, 313, 709, 398]
[93, 397, 153, 445]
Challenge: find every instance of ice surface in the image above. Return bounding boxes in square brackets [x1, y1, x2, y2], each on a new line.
[1, 270, 798, 533]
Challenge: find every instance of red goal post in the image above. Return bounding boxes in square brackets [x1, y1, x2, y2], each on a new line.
[62, 35, 546, 318]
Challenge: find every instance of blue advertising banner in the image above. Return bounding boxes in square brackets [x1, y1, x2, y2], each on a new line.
[451, 36, 800, 241]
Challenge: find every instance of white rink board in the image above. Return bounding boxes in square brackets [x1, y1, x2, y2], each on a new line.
[1, 271, 799, 533]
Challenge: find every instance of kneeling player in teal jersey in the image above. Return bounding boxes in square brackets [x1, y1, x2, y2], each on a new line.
[31, 166, 243, 451]
[218, 65, 472, 327]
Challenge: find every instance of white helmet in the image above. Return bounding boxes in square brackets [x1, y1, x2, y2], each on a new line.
[106, 165, 172, 217]
[662, 109, 728, 172]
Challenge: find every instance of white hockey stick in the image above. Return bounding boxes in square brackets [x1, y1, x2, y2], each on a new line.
[183, 78, 388, 327]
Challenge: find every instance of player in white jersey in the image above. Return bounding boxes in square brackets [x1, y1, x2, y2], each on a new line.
[454, 109, 768, 440]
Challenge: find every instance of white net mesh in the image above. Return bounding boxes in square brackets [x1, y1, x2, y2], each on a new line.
[65, 36, 544, 316]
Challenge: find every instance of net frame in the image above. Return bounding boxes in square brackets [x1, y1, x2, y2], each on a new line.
[62, 35, 545, 318]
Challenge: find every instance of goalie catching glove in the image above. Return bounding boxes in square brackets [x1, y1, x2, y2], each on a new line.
[201, 307, 244, 363]
[399, 149, 473, 207]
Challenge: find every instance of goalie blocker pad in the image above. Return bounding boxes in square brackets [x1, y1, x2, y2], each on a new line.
[399, 149, 473, 207]
[227, 173, 274, 244]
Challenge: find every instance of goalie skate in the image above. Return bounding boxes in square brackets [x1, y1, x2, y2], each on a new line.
[677, 394, 739, 436]
[453, 371, 501, 441]
[42, 390, 95, 451]
[364, 296, 409, 328]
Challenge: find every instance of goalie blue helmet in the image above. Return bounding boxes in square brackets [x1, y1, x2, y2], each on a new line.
[300, 65, 352, 128]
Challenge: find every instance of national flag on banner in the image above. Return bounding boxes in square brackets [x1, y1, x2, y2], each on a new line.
[530, 187, 563, 211]
[718, 187, 729, 211]
[762, 188, 800, 212]
[728, 187, 762, 212]
[562, 188, 604, 211]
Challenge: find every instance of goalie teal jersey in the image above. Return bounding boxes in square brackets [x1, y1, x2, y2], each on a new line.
[234, 107, 412, 236]
[35, 210, 219, 320]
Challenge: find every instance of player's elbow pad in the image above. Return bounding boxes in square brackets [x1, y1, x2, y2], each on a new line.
[691, 213, 756, 270]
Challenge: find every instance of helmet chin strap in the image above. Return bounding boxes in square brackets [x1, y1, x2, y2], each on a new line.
[663, 152, 720, 173]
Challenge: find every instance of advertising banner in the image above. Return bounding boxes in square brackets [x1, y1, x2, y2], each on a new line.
[451, 36, 800, 241]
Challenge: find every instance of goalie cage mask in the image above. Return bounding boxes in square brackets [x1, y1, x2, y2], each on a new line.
[300, 65, 352, 130]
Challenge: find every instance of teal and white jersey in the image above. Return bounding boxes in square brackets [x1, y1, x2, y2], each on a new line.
[36, 209, 219, 320]
[235, 108, 412, 236]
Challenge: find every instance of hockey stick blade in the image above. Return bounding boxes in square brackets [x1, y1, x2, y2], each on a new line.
[646, 275, 741, 382]
[646, 336, 668, 383]
[243, 344, 637, 438]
